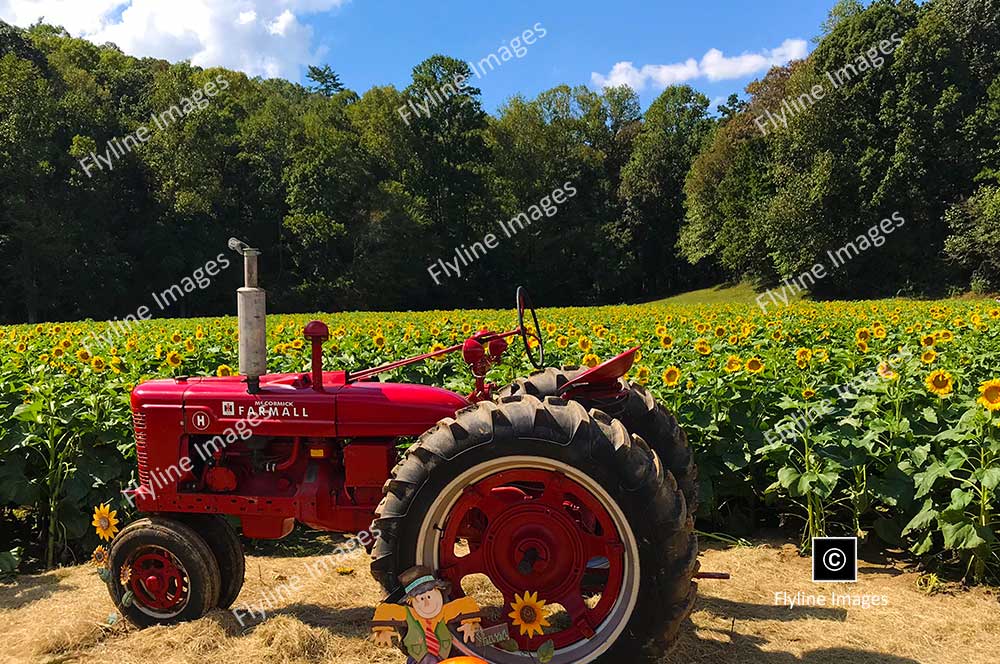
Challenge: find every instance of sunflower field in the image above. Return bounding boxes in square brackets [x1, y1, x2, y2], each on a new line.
[2, 299, 999, 583]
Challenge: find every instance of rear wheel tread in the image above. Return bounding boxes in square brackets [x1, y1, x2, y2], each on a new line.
[501, 366, 699, 513]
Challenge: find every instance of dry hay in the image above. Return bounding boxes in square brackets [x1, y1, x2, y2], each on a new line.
[1, 540, 998, 664]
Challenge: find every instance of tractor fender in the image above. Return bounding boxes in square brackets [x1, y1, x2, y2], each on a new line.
[333, 381, 472, 438]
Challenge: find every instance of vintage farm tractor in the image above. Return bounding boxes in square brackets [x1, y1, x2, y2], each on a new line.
[106, 239, 700, 662]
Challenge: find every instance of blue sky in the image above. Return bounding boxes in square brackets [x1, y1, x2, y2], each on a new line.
[0, 0, 836, 113]
[325, 0, 833, 112]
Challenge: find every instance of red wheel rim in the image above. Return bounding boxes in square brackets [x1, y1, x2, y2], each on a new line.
[128, 547, 190, 616]
[436, 468, 627, 651]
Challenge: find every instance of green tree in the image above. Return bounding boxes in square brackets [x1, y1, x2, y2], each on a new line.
[617, 85, 714, 295]
[306, 64, 344, 97]
[0, 52, 61, 322]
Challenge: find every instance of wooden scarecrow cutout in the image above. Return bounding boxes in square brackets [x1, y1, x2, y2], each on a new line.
[371, 565, 484, 663]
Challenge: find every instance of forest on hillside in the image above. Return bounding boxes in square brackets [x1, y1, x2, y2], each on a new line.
[1, 0, 998, 324]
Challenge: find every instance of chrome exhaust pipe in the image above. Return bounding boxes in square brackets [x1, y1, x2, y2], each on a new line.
[228, 238, 266, 394]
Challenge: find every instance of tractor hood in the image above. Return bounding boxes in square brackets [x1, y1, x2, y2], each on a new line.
[331, 379, 472, 437]
[131, 372, 471, 439]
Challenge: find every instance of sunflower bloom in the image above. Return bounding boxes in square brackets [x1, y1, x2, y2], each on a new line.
[745, 357, 764, 374]
[924, 370, 954, 397]
[978, 380, 1000, 412]
[934, 329, 954, 343]
[165, 351, 182, 368]
[582, 353, 600, 368]
[724, 355, 742, 373]
[921, 349, 937, 364]
[662, 366, 681, 386]
[216, 364, 234, 377]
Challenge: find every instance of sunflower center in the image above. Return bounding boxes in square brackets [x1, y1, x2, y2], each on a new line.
[933, 375, 949, 389]
[99, 517, 110, 529]
[519, 606, 538, 623]
[985, 386, 1000, 404]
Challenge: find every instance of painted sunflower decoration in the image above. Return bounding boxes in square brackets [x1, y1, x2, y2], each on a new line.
[508, 591, 551, 639]
[92, 503, 120, 541]
[91, 546, 109, 568]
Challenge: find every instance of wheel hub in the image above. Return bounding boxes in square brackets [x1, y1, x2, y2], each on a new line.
[484, 503, 585, 600]
[431, 465, 634, 654]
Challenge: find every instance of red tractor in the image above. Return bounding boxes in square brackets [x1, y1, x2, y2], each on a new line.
[107, 239, 699, 663]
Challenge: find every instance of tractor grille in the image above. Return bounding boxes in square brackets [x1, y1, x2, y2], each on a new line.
[133, 411, 149, 486]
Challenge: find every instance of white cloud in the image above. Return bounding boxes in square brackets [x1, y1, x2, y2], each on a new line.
[0, 0, 350, 80]
[592, 38, 809, 91]
[267, 9, 296, 37]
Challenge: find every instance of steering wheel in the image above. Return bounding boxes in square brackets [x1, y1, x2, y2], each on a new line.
[516, 286, 545, 370]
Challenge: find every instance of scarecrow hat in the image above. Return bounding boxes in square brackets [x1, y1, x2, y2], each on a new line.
[399, 565, 451, 599]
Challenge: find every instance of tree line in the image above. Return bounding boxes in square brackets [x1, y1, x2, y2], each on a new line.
[1, 0, 997, 324]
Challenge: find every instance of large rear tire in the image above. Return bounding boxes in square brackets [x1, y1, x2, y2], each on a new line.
[500, 367, 699, 513]
[371, 395, 697, 663]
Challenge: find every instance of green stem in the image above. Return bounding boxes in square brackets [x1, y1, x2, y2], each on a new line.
[46, 436, 58, 569]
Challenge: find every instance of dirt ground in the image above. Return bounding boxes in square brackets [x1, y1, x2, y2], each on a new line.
[2, 539, 998, 664]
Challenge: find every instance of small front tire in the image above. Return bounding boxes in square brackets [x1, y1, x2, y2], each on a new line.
[107, 516, 222, 627]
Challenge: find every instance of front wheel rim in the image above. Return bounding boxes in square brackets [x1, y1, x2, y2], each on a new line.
[126, 545, 192, 619]
[416, 456, 641, 664]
